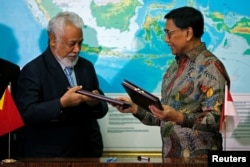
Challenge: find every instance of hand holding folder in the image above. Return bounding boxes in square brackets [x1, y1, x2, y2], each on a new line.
[75, 89, 131, 109]
[122, 79, 163, 112]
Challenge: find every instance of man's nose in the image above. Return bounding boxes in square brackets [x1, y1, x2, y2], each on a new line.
[73, 43, 81, 52]
[165, 35, 170, 43]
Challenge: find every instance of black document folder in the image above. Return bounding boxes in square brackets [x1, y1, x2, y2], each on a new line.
[75, 89, 131, 109]
[122, 79, 163, 111]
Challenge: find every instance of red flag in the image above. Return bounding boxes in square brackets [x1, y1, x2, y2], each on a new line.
[0, 87, 24, 136]
[219, 84, 239, 137]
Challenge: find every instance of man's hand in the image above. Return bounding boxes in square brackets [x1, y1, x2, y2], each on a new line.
[111, 96, 138, 114]
[149, 105, 184, 124]
[60, 86, 85, 108]
[85, 90, 100, 106]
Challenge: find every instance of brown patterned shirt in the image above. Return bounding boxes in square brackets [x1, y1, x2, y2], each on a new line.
[134, 42, 230, 158]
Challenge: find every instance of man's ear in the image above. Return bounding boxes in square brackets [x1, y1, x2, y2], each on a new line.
[49, 32, 56, 46]
[186, 27, 193, 41]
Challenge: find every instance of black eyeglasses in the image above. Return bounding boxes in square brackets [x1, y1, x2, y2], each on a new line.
[164, 28, 181, 37]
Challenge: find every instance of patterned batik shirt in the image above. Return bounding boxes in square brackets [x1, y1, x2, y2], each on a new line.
[133, 42, 230, 158]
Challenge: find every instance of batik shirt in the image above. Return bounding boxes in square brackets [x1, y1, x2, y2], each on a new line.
[134, 43, 230, 158]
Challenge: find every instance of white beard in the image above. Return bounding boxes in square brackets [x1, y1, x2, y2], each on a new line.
[54, 48, 79, 67]
[59, 55, 78, 67]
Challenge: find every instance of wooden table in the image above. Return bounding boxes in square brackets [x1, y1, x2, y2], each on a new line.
[1, 157, 208, 167]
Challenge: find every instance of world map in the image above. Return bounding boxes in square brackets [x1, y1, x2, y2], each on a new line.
[1, 0, 250, 93]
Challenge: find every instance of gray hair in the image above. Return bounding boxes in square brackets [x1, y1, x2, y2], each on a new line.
[47, 11, 84, 37]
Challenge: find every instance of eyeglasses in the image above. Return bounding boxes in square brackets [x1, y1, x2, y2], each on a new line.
[164, 28, 181, 37]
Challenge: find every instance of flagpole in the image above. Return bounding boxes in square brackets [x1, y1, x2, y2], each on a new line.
[223, 82, 228, 151]
[1, 133, 16, 163]
[223, 117, 226, 151]
[8, 133, 11, 159]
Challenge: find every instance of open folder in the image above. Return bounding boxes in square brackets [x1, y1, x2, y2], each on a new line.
[122, 79, 163, 111]
[75, 89, 131, 109]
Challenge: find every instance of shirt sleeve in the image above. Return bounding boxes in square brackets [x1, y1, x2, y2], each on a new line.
[133, 107, 160, 126]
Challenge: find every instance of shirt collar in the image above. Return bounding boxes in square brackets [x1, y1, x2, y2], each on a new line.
[175, 42, 206, 63]
[185, 42, 206, 61]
